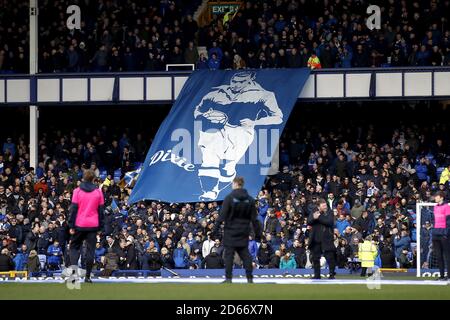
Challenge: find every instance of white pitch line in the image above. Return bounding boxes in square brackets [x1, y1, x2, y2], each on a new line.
[0, 278, 448, 286]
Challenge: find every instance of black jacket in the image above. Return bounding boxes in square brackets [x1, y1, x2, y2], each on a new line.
[290, 246, 307, 268]
[144, 252, 163, 271]
[24, 231, 38, 253]
[213, 188, 262, 247]
[202, 252, 224, 269]
[0, 254, 14, 271]
[307, 209, 335, 252]
[125, 244, 138, 270]
[257, 245, 273, 266]
[336, 244, 353, 268]
[380, 243, 396, 268]
[268, 254, 280, 268]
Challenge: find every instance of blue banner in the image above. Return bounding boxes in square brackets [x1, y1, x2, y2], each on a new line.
[129, 69, 310, 203]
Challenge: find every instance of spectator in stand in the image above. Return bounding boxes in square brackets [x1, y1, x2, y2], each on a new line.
[46, 240, 63, 270]
[279, 252, 296, 270]
[0, 248, 14, 271]
[207, 53, 220, 70]
[201, 247, 224, 269]
[0, 102, 449, 276]
[307, 51, 322, 70]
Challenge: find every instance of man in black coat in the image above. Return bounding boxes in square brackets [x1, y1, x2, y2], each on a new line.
[143, 247, 163, 271]
[212, 177, 262, 283]
[257, 241, 273, 268]
[0, 248, 14, 271]
[201, 248, 224, 269]
[307, 199, 337, 279]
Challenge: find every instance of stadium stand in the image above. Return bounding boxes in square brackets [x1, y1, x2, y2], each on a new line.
[0, 101, 449, 274]
[1, 0, 450, 73]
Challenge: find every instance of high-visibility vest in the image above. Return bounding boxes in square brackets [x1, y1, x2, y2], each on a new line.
[358, 241, 377, 268]
[439, 168, 450, 185]
[307, 55, 322, 69]
[223, 11, 232, 25]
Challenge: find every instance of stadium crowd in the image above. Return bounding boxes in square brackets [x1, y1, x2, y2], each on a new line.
[2, 0, 450, 73]
[0, 106, 449, 275]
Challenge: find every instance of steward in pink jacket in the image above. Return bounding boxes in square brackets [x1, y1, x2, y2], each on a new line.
[68, 181, 105, 231]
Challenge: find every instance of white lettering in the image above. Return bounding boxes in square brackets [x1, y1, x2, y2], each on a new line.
[149, 150, 195, 172]
[66, 5, 81, 30]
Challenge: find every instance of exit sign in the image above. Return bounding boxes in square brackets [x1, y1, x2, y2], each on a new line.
[211, 4, 240, 15]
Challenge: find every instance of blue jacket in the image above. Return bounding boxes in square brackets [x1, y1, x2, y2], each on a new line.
[188, 257, 202, 269]
[336, 219, 350, 235]
[208, 58, 220, 70]
[13, 251, 28, 271]
[339, 52, 353, 68]
[47, 245, 63, 265]
[173, 248, 188, 268]
[415, 163, 428, 181]
[258, 199, 269, 225]
[410, 228, 417, 242]
[208, 47, 223, 61]
[248, 240, 258, 259]
[3, 142, 16, 156]
[393, 236, 411, 258]
[186, 238, 197, 248]
[95, 247, 106, 263]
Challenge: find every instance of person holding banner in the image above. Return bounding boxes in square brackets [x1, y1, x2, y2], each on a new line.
[212, 177, 262, 283]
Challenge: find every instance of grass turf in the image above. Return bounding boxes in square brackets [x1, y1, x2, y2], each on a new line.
[0, 283, 449, 300]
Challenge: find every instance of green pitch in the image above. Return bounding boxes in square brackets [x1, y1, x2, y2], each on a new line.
[0, 283, 449, 300]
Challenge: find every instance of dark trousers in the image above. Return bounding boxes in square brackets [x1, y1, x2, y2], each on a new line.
[224, 246, 253, 280]
[311, 245, 336, 278]
[432, 236, 450, 278]
[360, 267, 373, 276]
[69, 230, 97, 278]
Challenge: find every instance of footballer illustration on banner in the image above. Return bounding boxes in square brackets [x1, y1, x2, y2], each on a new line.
[129, 68, 311, 203]
[194, 72, 283, 201]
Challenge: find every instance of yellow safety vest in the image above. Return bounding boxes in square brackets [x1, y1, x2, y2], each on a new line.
[358, 241, 377, 268]
[440, 168, 450, 185]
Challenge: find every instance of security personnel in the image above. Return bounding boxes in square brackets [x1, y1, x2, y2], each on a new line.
[213, 177, 262, 283]
[307, 198, 336, 279]
[358, 235, 378, 277]
[432, 191, 450, 280]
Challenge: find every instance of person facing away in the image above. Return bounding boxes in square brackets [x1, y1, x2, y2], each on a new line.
[0, 248, 14, 271]
[212, 177, 262, 283]
[67, 169, 105, 283]
[358, 235, 378, 277]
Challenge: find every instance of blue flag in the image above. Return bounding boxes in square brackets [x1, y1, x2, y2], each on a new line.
[111, 198, 119, 212]
[129, 69, 311, 203]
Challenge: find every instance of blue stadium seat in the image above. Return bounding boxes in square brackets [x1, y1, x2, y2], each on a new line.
[114, 169, 122, 182]
[99, 170, 107, 181]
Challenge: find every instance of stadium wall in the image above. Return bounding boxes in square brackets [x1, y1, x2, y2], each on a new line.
[1, 67, 450, 106]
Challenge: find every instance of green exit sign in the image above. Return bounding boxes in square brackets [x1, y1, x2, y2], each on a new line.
[211, 4, 240, 15]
